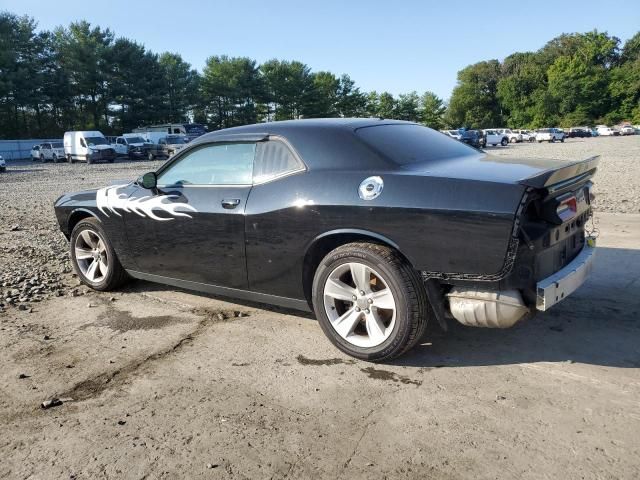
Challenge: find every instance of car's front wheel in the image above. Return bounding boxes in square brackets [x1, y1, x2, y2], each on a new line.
[70, 218, 128, 291]
[312, 242, 429, 362]
[501, 138, 508, 146]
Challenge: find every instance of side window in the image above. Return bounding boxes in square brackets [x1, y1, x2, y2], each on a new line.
[157, 143, 255, 186]
[253, 141, 303, 184]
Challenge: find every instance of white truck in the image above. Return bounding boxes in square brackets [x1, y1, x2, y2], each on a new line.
[111, 135, 151, 159]
[63, 131, 117, 164]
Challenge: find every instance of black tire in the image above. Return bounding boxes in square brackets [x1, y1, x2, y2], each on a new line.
[67, 154, 74, 164]
[0, 167, 5, 172]
[70, 218, 128, 291]
[312, 242, 430, 362]
[549, 138, 555, 143]
[492, 143, 497, 146]
[40, 154, 45, 163]
[52, 154, 58, 163]
[86, 155, 93, 164]
[560, 138, 564, 143]
[108, 158, 115, 163]
[148, 152, 155, 161]
[501, 138, 508, 146]
[529, 137, 535, 143]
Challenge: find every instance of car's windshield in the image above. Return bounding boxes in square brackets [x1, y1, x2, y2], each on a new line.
[84, 136, 108, 146]
[166, 135, 186, 144]
[356, 124, 478, 166]
[52, 142, 63, 148]
[126, 136, 146, 143]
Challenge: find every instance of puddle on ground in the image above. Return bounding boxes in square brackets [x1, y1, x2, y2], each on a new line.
[360, 366, 422, 386]
[296, 355, 355, 366]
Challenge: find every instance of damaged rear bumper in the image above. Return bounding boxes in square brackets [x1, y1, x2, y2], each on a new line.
[536, 238, 596, 311]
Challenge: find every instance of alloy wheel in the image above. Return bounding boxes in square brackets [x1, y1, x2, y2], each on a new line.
[74, 229, 109, 283]
[323, 262, 396, 348]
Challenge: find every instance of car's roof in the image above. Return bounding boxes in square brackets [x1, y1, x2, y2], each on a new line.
[194, 118, 416, 171]
[198, 118, 412, 138]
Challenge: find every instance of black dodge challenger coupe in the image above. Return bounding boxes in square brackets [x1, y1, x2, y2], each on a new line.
[54, 119, 597, 361]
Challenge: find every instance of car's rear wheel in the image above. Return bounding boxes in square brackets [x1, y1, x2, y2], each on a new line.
[312, 242, 429, 362]
[67, 154, 74, 163]
[70, 218, 128, 291]
[52, 154, 58, 163]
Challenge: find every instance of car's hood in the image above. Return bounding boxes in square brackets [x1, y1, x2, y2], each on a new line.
[401, 153, 599, 188]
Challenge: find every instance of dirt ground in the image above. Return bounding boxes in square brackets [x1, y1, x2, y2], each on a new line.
[1, 137, 640, 479]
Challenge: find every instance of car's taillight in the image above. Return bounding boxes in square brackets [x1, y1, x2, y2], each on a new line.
[556, 195, 577, 222]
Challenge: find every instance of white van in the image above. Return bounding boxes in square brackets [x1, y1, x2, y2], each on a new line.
[63, 131, 117, 164]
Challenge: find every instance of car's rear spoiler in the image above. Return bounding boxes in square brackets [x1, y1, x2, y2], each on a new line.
[518, 155, 599, 189]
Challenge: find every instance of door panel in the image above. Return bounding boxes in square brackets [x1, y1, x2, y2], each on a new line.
[123, 185, 250, 288]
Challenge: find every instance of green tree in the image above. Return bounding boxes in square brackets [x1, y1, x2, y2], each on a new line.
[54, 21, 114, 130]
[419, 91, 445, 129]
[395, 91, 420, 121]
[447, 60, 502, 128]
[336, 74, 367, 117]
[260, 59, 313, 120]
[158, 52, 199, 123]
[305, 71, 339, 117]
[201, 55, 264, 129]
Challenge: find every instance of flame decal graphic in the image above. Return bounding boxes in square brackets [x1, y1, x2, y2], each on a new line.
[96, 184, 197, 221]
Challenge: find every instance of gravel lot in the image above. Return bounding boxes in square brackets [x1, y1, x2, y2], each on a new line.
[1, 136, 639, 479]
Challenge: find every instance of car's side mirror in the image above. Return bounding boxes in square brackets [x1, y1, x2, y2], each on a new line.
[139, 171, 157, 189]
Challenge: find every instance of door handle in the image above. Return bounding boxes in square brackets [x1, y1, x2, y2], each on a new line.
[221, 198, 241, 209]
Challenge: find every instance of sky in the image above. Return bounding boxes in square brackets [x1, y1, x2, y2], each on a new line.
[2, 0, 639, 100]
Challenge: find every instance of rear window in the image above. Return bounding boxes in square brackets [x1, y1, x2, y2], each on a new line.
[355, 124, 477, 166]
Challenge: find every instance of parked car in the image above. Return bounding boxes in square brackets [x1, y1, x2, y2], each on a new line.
[596, 125, 617, 136]
[146, 135, 188, 160]
[30, 144, 41, 161]
[459, 129, 485, 148]
[112, 135, 151, 159]
[442, 129, 462, 140]
[63, 131, 117, 164]
[38, 141, 65, 163]
[535, 128, 565, 143]
[495, 129, 523, 143]
[567, 127, 592, 138]
[513, 129, 536, 142]
[482, 129, 509, 146]
[53, 119, 598, 361]
[0, 155, 5, 172]
[619, 125, 635, 136]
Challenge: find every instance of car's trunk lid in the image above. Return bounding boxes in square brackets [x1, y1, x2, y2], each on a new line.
[401, 153, 599, 189]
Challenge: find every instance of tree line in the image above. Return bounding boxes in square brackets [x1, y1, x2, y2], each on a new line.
[0, 12, 446, 139]
[0, 11, 638, 139]
[447, 31, 640, 129]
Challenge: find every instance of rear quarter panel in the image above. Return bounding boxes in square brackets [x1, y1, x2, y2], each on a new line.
[245, 170, 525, 300]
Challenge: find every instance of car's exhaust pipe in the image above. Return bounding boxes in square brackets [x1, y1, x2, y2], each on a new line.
[447, 288, 529, 328]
